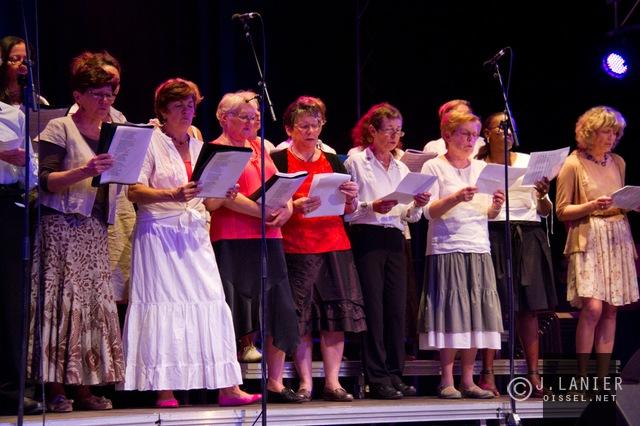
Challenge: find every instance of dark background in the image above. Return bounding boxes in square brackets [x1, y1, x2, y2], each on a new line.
[3, 0, 638, 156]
[2, 0, 640, 361]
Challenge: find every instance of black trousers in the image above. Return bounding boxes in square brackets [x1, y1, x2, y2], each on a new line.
[0, 185, 28, 390]
[350, 224, 407, 386]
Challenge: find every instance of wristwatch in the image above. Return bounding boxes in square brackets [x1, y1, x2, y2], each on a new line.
[359, 201, 369, 210]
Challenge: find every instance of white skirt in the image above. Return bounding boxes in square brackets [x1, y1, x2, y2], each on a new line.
[122, 210, 242, 390]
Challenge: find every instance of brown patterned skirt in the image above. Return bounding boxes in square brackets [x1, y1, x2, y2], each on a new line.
[27, 213, 125, 385]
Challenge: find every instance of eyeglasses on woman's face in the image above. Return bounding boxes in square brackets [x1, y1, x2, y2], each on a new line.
[294, 122, 323, 132]
[86, 90, 116, 102]
[229, 112, 259, 123]
[7, 55, 28, 65]
[377, 127, 404, 137]
[454, 129, 479, 140]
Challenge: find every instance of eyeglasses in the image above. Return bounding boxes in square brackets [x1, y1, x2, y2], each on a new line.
[294, 122, 323, 132]
[455, 129, 479, 139]
[378, 127, 404, 137]
[86, 90, 116, 101]
[7, 55, 28, 65]
[230, 112, 258, 123]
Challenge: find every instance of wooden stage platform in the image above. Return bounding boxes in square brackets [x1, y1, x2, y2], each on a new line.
[1, 396, 555, 426]
[0, 358, 609, 425]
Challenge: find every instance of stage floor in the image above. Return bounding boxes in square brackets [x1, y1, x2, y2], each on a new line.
[0, 396, 555, 426]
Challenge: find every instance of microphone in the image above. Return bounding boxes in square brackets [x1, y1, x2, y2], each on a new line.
[483, 48, 507, 68]
[232, 12, 260, 21]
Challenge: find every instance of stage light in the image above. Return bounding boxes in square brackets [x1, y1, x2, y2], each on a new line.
[602, 51, 629, 79]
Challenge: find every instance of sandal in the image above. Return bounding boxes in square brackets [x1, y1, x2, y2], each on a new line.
[46, 394, 74, 413]
[437, 384, 462, 399]
[76, 395, 113, 410]
[297, 388, 312, 402]
[460, 384, 495, 399]
[156, 398, 180, 408]
[479, 369, 500, 396]
[527, 371, 552, 398]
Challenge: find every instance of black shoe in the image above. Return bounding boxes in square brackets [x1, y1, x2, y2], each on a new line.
[267, 387, 306, 403]
[393, 381, 417, 396]
[24, 397, 44, 415]
[369, 383, 403, 400]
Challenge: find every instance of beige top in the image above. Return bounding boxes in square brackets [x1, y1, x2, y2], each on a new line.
[556, 150, 626, 255]
[38, 116, 118, 224]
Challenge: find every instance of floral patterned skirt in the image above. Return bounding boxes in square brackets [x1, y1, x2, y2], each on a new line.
[567, 215, 639, 308]
[27, 213, 125, 385]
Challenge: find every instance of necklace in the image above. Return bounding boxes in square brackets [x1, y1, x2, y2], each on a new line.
[290, 144, 316, 162]
[373, 153, 392, 169]
[162, 126, 189, 147]
[581, 149, 609, 167]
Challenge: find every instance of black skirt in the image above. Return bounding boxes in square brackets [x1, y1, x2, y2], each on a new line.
[285, 250, 367, 336]
[488, 221, 558, 313]
[213, 238, 300, 354]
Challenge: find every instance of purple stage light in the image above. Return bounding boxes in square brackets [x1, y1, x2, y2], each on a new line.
[602, 52, 629, 78]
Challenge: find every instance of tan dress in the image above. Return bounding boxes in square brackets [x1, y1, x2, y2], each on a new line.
[562, 153, 639, 308]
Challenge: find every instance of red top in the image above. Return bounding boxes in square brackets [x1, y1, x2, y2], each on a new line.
[281, 150, 351, 254]
[210, 138, 282, 241]
[184, 160, 193, 181]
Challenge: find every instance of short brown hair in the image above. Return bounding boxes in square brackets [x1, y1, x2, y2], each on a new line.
[282, 96, 326, 130]
[154, 78, 203, 123]
[351, 102, 402, 148]
[70, 56, 118, 94]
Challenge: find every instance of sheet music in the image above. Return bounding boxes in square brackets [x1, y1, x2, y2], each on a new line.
[611, 186, 640, 210]
[305, 172, 351, 218]
[0, 137, 21, 152]
[381, 172, 437, 204]
[100, 126, 154, 184]
[196, 150, 252, 198]
[400, 149, 438, 172]
[521, 147, 570, 186]
[475, 164, 527, 194]
[255, 172, 308, 208]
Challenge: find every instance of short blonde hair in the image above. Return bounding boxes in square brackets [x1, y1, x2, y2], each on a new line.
[575, 106, 626, 150]
[215, 90, 259, 122]
[440, 109, 481, 138]
[438, 99, 471, 119]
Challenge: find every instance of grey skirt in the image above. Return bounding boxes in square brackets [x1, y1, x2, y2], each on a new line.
[418, 252, 504, 349]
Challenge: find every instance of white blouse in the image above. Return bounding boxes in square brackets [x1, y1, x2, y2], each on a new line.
[422, 156, 492, 255]
[133, 129, 206, 222]
[344, 147, 422, 231]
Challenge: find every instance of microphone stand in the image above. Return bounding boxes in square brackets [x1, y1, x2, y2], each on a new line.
[488, 49, 522, 426]
[236, 14, 273, 426]
[17, 56, 37, 426]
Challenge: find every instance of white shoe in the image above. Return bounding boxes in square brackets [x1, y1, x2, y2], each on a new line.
[239, 344, 262, 362]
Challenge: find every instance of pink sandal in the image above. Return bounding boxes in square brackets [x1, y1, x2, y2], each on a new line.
[156, 398, 179, 408]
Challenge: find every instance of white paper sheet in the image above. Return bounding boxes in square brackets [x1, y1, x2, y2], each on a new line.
[305, 172, 351, 218]
[475, 164, 527, 194]
[0, 138, 21, 152]
[255, 171, 308, 208]
[99, 126, 154, 184]
[400, 149, 438, 172]
[611, 185, 640, 210]
[521, 147, 570, 186]
[196, 150, 253, 198]
[380, 172, 437, 204]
